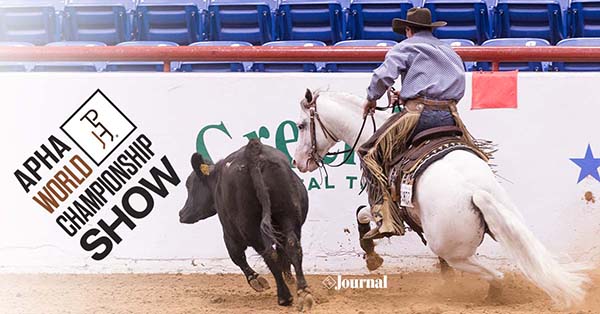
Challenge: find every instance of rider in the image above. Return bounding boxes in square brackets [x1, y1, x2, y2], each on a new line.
[358, 7, 478, 240]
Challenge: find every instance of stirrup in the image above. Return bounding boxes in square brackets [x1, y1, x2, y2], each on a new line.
[362, 226, 401, 240]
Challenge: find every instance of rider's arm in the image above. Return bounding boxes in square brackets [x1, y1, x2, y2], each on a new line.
[366, 44, 410, 101]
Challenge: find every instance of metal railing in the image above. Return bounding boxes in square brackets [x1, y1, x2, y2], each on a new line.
[1, 46, 600, 72]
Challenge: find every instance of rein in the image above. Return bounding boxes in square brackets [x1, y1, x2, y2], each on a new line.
[304, 93, 387, 169]
[325, 114, 374, 167]
[302, 89, 401, 195]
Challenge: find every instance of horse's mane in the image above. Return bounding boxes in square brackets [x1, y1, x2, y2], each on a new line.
[315, 90, 364, 109]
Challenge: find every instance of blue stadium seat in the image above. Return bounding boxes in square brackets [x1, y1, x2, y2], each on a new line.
[476, 38, 549, 71]
[424, 0, 490, 45]
[440, 38, 476, 45]
[252, 40, 325, 72]
[324, 39, 396, 72]
[440, 38, 475, 71]
[337, 0, 351, 8]
[105, 41, 180, 71]
[0, 41, 33, 71]
[346, 0, 413, 41]
[558, 0, 569, 10]
[63, 0, 134, 45]
[32, 41, 107, 71]
[0, 0, 60, 45]
[3, 0, 66, 10]
[552, 38, 600, 71]
[411, 0, 424, 6]
[181, 41, 252, 72]
[277, 0, 345, 45]
[207, 0, 274, 45]
[136, 0, 205, 45]
[569, 0, 600, 37]
[494, 0, 564, 44]
[195, 0, 209, 10]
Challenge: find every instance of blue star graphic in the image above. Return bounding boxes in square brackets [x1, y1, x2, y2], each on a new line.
[570, 144, 600, 183]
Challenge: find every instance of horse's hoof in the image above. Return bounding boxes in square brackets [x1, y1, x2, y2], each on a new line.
[278, 295, 294, 306]
[249, 276, 270, 292]
[485, 282, 503, 303]
[284, 271, 296, 286]
[296, 288, 314, 312]
[365, 252, 384, 271]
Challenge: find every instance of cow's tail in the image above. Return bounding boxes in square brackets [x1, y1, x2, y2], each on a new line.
[472, 190, 590, 307]
[246, 139, 279, 250]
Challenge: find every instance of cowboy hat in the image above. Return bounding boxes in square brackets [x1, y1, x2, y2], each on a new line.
[392, 7, 447, 34]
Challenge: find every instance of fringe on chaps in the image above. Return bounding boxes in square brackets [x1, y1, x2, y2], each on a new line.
[358, 104, 492, 235]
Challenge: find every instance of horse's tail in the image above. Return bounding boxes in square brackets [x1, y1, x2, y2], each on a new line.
[245, 139, 279, 250]
[472, 190, 590, 307]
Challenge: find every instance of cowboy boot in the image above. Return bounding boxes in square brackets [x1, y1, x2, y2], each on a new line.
[362, 204, 385, 240]
[362, 197, 404, 240]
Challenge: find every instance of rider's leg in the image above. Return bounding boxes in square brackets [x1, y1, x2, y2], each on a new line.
[357, 112, 415, 240]
[357, 206, 384, 271]
[362, 191, 404, 240]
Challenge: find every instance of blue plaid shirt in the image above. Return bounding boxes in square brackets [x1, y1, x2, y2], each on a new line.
[366, 31, 466, 102]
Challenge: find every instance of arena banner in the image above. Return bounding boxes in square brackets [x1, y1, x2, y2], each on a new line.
[0, 72, 599, 274]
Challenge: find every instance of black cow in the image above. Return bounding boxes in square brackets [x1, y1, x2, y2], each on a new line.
[179, 139, 313, 310]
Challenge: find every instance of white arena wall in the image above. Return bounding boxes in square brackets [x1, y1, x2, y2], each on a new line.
[0, 72, 598, 274]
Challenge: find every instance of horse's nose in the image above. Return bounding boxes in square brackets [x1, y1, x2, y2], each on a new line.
[292, 159, 297, 167]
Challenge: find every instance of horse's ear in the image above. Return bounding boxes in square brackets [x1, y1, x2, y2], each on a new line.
[305, 88, 313, 104]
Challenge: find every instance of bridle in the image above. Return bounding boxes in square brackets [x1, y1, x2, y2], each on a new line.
[303, 93, 340, 168]
[303, 92, 385, 169]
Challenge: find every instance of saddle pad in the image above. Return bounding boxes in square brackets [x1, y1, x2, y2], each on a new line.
[393, 136, 477, 176]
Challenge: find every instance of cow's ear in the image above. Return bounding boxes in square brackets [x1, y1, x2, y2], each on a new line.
[305, 88, 313, 104]
[191, 152, 210, 178]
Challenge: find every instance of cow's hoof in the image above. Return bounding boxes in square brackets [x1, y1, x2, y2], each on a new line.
[283, 271, 296, 286]
[278, 295, 293, 306]
[365, 252, 384, 271]
[296, 288, 314, 312]
[249, 276, 270, 292]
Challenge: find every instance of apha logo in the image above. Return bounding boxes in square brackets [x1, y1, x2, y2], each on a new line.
[61, 90, 136, 166]
[13, 89, 180, 261]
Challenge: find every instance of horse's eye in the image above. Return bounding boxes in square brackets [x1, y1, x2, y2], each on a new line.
[297, 123, 305, 130]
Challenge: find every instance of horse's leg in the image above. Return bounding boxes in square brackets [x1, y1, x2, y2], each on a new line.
[445, 256, 504, 302]
[356, 205, 383, 271]
[415, 163, 501, 300]
[426, 212, 503, 301]
[439, 257, 454, 278]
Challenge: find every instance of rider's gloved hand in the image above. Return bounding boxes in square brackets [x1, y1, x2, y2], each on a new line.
[362, 99, 377, 118]
[387, 87, 401, 107]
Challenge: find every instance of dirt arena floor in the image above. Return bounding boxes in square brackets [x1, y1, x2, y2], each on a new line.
[1, 269, 599, 314]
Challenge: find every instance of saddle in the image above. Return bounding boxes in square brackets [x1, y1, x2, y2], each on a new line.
[387, 125, 489, 244]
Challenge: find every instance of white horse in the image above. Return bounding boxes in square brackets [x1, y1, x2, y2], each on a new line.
[292, 90, 589, 307]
